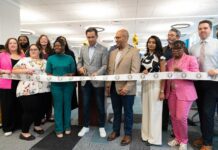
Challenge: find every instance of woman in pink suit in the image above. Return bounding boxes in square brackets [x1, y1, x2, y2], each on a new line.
[0, 38, 25, 136]
[166, 40, 199, 150]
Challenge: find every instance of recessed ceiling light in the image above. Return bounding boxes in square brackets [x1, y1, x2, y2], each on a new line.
[85, 25, 122, 33]
[171, 23, 190, 29]
[94, 27, 105, 32]
[20, 29, 35, 35]
[111, 21, 122, 25]
[85, 26, 105, 32]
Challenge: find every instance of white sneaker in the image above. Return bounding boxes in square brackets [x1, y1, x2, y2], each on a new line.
[56, 133, 63, 138]
[65, 130, 71, 135]
[4, 131, 12, 136]
[99, 128, 106, 138]
[179, 143, 187, 150]
[168, 139, 179, 147]
[78, 127, 89, 137]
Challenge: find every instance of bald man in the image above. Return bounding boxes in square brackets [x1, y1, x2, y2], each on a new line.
[106, 29, 140, 146]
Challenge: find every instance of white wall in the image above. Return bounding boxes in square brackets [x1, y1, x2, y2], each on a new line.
[0, 0, 20, 44]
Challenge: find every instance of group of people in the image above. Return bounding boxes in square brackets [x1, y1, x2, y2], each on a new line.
[0, 35, 78, 140]
[0, 19, 217, 150]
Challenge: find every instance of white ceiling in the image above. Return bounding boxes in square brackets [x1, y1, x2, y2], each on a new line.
[18, 0, 218, 48]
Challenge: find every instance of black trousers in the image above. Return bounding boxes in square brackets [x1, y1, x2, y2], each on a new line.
[195, 81, 218, 145]
[71, 87, 78, 110]
[19, 94, 44, 133]
[0, 89, 22, 132]
[162, 100, 170, 131]
[41, 92, 53, 120]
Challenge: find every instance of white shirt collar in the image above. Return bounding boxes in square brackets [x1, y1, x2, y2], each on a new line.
[89, 43, 97, 48]
[200, 37, 212, 44]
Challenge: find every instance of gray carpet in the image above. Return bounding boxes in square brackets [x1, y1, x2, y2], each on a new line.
[0, 92, 218, 150]
[72, 124, 130, 150]
[30, 125, 82, 150]
[21, 114, 218, 150]
[130, 129, 150, 150]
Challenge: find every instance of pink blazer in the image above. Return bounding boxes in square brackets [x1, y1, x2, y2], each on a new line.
[165, 54, 199, 101]
[0, 51, 24, 89]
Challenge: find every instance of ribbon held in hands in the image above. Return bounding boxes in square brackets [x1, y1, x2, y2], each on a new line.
[0, 72, 217, 82]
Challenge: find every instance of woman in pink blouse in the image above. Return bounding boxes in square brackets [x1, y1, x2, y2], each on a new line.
[0, 38, 24, 136]
[166, 40, 199, 150]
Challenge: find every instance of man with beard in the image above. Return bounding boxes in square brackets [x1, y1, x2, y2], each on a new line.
[106, 29, 140, 146]
[18, 35, 30, 54]
[77, 27, 108, 138]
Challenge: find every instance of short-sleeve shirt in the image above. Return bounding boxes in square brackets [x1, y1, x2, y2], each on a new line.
[140, 53, 165, 73]
[46, 54, 76, 86]
[14, 57, 50, 97]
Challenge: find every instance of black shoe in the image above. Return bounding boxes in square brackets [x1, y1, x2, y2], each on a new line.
[188, 119, 197, 126]
[146, 142, 155, 146]
[170, 130, 175, 138]
[19, 134, 35, 141]
[46, 118, 54, 122]
[33, 128, 44, 134]
[146, 142, 162, 146]
[41, 118, 46, 125]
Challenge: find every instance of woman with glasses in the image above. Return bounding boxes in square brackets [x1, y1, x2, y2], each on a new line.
[166, 40, 199, 150]
[12, 44, 50, 141]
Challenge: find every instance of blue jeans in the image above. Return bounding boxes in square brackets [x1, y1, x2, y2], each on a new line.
[81, 81, 105, 127]
[110, 82, 135, 136]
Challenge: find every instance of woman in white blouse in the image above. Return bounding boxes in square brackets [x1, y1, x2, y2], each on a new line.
[12, 44, 50, 141]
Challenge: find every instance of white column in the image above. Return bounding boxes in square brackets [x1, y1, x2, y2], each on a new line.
[0, 0, 20, 44]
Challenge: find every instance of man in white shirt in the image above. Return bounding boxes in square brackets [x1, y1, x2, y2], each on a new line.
[106, 29, 140, 146]
[189, 20, 218, 150]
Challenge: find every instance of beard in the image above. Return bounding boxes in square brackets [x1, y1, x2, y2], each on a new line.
[20, 43, 29, 50]
[167, 39, 174, 44]
[116, 43, 123, 49]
